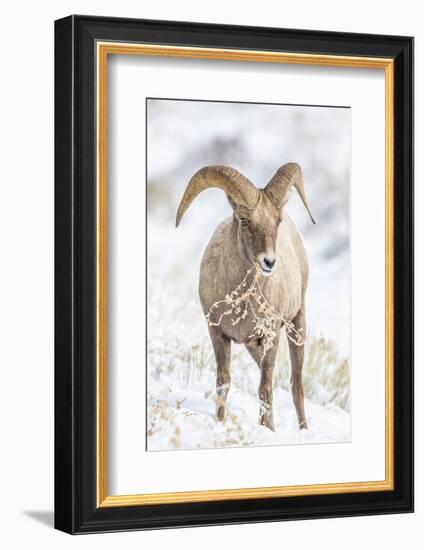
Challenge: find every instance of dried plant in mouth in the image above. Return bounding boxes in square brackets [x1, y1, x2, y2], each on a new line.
[206, 264, 305, 361]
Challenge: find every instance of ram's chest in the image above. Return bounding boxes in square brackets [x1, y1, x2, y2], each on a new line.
[205, 278, 299, 345]
[215, 301, 278, 345]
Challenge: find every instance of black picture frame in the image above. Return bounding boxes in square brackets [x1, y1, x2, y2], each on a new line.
[55, 14, 414, 534]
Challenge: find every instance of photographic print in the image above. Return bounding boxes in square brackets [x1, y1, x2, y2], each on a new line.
[147, 98, 350, 451]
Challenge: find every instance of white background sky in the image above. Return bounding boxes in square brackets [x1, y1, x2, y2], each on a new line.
[0, 1, 420, 549]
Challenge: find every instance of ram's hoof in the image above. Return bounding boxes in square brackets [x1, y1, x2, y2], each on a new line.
[259, 400, 275, 431]
[259, 414, 275, 432]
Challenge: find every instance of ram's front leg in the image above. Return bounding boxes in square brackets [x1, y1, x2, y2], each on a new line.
[245, 340, 278, 431]
[258, 343, 278, 432]
[288, 306, 308, 430]
[209, 327, 231, 421]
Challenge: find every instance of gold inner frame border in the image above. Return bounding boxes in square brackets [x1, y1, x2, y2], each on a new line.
[96, 42, 394, 508]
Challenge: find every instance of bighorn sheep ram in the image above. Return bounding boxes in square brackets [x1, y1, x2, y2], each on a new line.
[176, 163, 315, 431]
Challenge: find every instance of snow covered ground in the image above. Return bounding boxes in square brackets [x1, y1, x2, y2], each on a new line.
[146, 99, 351, 451]
[148, 378, 350, 452]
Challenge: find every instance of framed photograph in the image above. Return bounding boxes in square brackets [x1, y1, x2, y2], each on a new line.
[54, 15, 413, 534]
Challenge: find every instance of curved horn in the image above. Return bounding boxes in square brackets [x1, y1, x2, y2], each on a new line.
[264, 162, 316, 224]
[176, 166, 259, 227]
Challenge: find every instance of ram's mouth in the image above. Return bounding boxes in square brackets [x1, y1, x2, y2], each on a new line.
[260, 265, 274, 277]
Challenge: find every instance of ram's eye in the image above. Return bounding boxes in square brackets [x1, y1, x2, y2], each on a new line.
[240, 217, 248, 227]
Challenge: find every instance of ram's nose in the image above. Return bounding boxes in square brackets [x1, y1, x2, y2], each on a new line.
[263, 257, 275, 269]
[258, 253, 276, 276]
